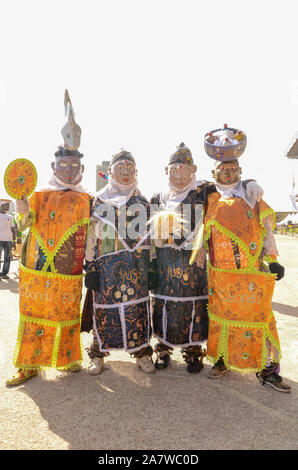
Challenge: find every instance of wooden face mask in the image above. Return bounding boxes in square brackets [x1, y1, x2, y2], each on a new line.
[167, 162, 196, 190]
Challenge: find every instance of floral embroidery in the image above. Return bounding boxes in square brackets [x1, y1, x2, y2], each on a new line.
[247, 210, 253, 219]
[248, 282, 256, 292]
[249, 242, 257, 251]
[4, 158, 37, 199]
[18, 175, 25, 184]
[36, 329, 44, 337]
[115, 284, 137, 302]
[244, 331, 252, 338]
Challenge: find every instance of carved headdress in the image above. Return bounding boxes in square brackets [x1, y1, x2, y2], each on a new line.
[168, 143, 194, 165]
[204, 124, 246, 162]
[55, 90, 83, 158]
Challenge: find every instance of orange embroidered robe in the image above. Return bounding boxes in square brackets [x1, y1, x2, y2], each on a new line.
[204, 192, 281, 373]
[14, 190, 91, 370]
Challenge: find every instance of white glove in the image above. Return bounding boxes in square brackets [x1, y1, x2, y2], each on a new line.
[15, 197, 30, 215]
[246, 181, 264, 204]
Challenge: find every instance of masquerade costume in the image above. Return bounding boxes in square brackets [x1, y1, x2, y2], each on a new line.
[9, 91, 92, 379]
[82, 150, 153, 369]
[150, 144, 209, 372]
[194, 125, 290, 391]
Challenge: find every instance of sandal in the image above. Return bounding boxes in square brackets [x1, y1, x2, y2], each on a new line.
[6, 369, 38, 387]
[67, 363, 82, 373]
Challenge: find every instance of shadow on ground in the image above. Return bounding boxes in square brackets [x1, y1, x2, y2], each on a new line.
[0, 278, 19, 294]
[17, 359, 298, 450]
[272, 302, 298, 318]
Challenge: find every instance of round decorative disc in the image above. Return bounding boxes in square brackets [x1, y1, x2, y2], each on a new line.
[4, 158, 37, 199]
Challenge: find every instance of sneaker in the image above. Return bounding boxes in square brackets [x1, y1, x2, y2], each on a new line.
[1, 274, 9, 280]
[208, 359, 230, 379]
[155, 352, 170, 370]
[87, 357, 104, 375]
[256, 370, 291, 393]
[136, 355, 155, 374]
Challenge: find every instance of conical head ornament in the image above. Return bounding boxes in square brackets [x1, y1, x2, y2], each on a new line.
[61, 89, 82, 151]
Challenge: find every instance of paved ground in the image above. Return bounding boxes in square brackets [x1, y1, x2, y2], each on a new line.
[0, 235, 297, 450]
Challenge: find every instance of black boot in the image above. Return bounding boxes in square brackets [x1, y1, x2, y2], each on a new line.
[182, 346, 206, 374]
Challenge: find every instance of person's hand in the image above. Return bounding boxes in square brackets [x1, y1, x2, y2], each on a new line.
[269, 262, 285, 281]
[84, 271, 101, 290]
[15, 196, 30, 215]
[195, 247, 207, 268]
[246, 181, 264, 204]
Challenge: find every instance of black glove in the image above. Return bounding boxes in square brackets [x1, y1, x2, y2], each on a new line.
[148, 259, 159, 291]
[84, 260, 100, 290]
[269, 262, 285, 281]
[85, 271, 101, 290]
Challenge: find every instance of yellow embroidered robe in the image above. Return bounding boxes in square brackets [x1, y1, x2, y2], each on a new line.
[14, 190, 91, 370]
[204, 192, 281, 373]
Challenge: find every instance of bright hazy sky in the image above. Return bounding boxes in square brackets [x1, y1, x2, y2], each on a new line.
[0, 0, 298, 211]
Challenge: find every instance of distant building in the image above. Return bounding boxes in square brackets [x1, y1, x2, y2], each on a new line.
[9, 201, 15, 215]
[96, 161, 110, 192]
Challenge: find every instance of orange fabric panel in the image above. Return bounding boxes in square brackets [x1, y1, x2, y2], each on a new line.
[17, 322, 56, 367]
[210, 226, 249, 269]
[206, 320, 221, 359]
[56, 324, 81, 368]
[29, 190, 91, 253]
[205, 193, 273, 262]
[25, 231, 38, 269]
[207, 268, 280, 371]
[227, 326, 263, 370]
[19, 267, 83, 322]
[268, 315, 280, 345]
[208, 269, 275, 323]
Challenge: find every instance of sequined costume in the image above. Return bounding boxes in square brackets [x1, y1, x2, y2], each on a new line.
[83, 190, 152, 357]
[204, 191, 281, 373]
[150, 187, 209, 349]
[14, 188, 92, 370]
[12, 89, 92, 372]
